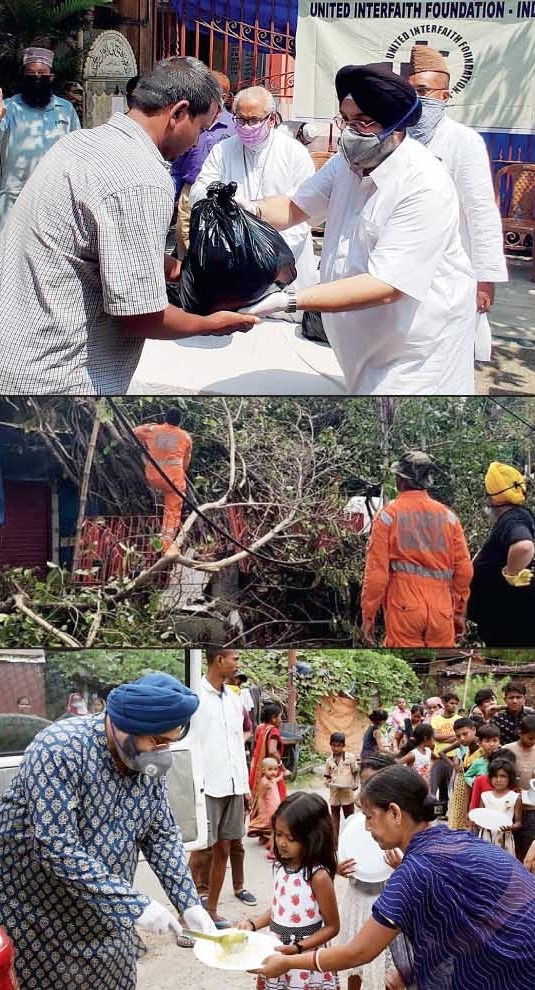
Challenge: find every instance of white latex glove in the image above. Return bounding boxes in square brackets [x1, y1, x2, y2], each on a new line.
[182, 904, 217, 934]
[136, 899, 182, 936]
[238, 291, 289, 318]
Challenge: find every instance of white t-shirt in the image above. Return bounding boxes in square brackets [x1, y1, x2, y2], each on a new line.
[291, 137, 476, 395]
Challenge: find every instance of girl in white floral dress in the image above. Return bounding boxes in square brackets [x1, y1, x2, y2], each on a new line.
[478, 758, 522, 856]
[239, 792, 340, 990]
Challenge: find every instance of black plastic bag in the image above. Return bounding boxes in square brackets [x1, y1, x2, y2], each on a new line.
[301, 310, 330, 345]
[167, 181, 296, 315]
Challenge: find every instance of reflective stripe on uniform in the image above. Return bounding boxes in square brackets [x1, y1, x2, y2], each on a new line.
[390, 560, 454, 580]
[380, 510, 394, 526]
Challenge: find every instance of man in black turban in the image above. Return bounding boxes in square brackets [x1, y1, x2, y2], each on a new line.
[334, 64, 421, 171]
[238, 62, 477, 397]
[335, 64, 422, 130]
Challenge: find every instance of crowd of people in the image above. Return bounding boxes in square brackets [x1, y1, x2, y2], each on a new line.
[361, 449, 535, 649]
[250, 683, 535, 990]
[0, 39, 507, 395]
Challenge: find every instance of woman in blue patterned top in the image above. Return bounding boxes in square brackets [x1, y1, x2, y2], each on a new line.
[0, 673, 216, 990]
[256, 765, 535, 990]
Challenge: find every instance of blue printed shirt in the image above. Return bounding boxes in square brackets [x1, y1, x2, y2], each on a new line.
[372, 825, 535, 990]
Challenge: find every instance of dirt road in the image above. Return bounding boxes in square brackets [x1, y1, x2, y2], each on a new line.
[135, 784, 348, 989]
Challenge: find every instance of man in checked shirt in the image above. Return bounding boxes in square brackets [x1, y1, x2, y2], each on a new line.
[0, 56, 257, 394]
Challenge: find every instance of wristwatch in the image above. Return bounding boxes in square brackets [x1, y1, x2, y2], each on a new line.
[285, 288, 298, 313]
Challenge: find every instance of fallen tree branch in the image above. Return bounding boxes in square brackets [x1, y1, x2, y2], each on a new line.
[12, 593, 82, 648]
[85, 597, 103, 648]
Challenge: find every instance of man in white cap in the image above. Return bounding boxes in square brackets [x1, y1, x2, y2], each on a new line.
[407, 44, 507, 353]
[0, 47, 79, 226]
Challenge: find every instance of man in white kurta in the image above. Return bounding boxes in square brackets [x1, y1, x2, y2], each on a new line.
[407, 44, 507, 357]
[190, 86, 317, 293]
[242, 66, 476, 395]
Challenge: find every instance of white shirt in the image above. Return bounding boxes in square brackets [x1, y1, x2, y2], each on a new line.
[190, 128, 318, 291]
[427, 116, 507, 283]
[292, 137, 476, 395]
[190, 676, 249, 798]
[0, 113, 174, 394]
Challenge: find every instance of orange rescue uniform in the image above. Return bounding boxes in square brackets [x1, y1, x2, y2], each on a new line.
[361, 489, 473, 648]
[133, 423, 192, 550]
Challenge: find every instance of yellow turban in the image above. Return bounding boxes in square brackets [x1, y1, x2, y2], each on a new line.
[485, 461, 527, 505]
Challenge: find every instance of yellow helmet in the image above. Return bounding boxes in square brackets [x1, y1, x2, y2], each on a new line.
[485, 461, 527, 505]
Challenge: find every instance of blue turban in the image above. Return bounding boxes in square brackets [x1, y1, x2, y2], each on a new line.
[107, 673, 199, 734]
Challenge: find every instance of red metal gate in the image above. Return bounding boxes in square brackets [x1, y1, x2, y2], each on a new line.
[154, 0, 295, 98]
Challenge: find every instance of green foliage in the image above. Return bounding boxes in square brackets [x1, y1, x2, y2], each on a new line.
[2, 396, 535, 647]
[238, 649, 421, 723]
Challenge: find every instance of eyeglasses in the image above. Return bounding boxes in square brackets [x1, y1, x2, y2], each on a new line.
[148, 724, 189, 747]
[233, 112, 272, 126]
[412, 86, 442, 97]
[333, 114, 378, 134]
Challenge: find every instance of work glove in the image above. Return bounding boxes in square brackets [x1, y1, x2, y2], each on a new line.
[238, 291, 290, 318]
[502, 567, 533, 587]
[136, 899, 182, 936]
[182, 904, 217, 934]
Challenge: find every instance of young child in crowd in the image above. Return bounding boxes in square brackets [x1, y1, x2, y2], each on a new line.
[360, 710, 389, 758]
[395, 704, 425, 756]
[337, 753, 397, 990]
[239, 792, 340, 990]
[247, 757, 282, 859]
[446, 717, 482, 829]
[503, 714, 535, 860]
[464, 723, 502, 789]
[477, 757, 522, 856]
[324, 732, 358, 845]
[469, 747, 517, 812]
[399, 724, 436, 786]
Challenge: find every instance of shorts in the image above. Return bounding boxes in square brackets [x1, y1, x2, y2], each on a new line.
[206, 794, 245, 843]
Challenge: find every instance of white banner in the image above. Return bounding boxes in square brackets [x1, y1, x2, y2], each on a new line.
[293, 2, 535, 132]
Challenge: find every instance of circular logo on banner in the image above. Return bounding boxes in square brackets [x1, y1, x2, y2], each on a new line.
[384, 29, 474, 94]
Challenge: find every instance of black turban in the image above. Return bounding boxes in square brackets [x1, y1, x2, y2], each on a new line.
[335, 64, 422, 129]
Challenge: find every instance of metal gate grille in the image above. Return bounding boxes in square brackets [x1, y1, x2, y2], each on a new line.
[156, 0, 295, 97]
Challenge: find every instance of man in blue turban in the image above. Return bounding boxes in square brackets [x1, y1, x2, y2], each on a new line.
[0, 672, 215, 990]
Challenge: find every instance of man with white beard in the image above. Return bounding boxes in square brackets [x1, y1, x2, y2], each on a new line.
[190, 85, 318, 298]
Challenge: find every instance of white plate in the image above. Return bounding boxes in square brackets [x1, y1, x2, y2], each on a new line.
[338, 811, 393, 883]
[192, 929, 282, 971]
[468, 808, 510, 830]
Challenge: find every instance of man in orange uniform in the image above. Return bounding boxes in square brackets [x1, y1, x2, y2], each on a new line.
[134, 408, 192, 550]
[360, 451, 473, 647]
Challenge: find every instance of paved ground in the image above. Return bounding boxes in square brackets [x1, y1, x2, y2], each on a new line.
[476, 257, 535, 394]
[135, 782, 350, 990]
[167, 227, 535, 395]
